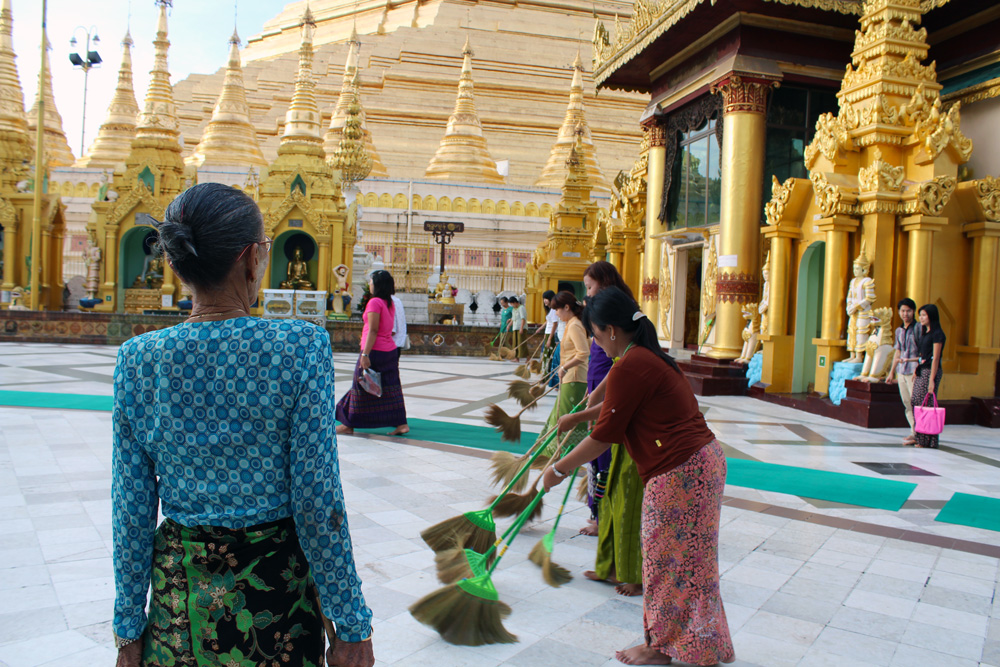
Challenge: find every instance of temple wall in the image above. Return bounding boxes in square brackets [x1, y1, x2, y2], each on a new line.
[960, 96, 1000, 180]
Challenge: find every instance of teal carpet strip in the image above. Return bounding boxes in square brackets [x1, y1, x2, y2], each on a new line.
[935, 492, 1000, 532]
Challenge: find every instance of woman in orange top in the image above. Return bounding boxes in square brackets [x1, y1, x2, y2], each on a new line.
[545, 287, 734, 666]
[538, 291, 589, 453]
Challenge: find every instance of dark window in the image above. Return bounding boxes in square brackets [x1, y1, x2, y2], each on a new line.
[763, 87, 839, 197]
[668, 118, 722, 230]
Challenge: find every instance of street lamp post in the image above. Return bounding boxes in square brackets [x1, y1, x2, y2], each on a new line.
[68, 26, 101, 157]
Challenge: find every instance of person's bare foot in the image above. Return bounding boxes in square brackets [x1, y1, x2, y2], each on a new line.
[902, 435, 917, 446]
[615, 644, 671, 665]
[389, 426, 410, 436]
[336, 424, 353, 435]
[579, 519, 598, 536]
[615, 583, 643, 596]
[584, 570, 621, 584]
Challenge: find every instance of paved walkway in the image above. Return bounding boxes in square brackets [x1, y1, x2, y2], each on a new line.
[0, 342, 998, 666]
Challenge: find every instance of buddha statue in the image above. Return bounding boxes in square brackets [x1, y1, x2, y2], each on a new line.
[845, 241, 876, 364]
[133, 253, 165, 289]
[280, 247, 314, 290]
[758, 250, 770, 336]
[433, 273, 456, 304]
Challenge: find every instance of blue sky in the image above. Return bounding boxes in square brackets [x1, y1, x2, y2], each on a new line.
[12, 0, 287, 158]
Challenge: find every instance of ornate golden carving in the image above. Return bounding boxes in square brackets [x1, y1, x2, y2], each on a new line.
[701, 236, 717, 319]
[764, 175, 795, 226]
[810, 172, 845, 217]
[858, 148, 905, 192]
[804, 111, 855, 169]
[659, 243, 672, 339]
[106, 181, 166, 227]
[907, 176, 957, 215]
[975, 176, 1000, 222]
[710, 75, 777, 115]
[858, 94, 900, 127]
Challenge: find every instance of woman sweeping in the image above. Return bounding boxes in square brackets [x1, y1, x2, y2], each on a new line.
[546, 287, 734, 666]
[337, 269, 409, 436]
[580, 262, 643, 597]
[537, 291, 589, 451]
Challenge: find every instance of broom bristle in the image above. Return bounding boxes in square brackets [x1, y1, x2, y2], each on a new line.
[434, 547, 491, 584]
[489, 352, 500, 361]
[576, 475, 589, 502]
[483, 405, 521, 442]
[489, 488, 544, 521]
[529, 360, 542, 374]
[514, 364, 531, 379]
[409, 584, 516, 646]
[529, 384, 547, 399]
[421, 515, 476, 552]
[502, 348, 518, 361]
[527, 541, 574, 587]
[488, 452, 530, 493]
[530, 454, 551, 471]
[506, 380, 534, 407]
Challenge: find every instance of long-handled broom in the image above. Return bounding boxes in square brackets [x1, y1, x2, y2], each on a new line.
[528, 466, 580, 587]
[489, 429, 582, 521]
[490, 330, 509, 361]
[418, 418, 574, 554]
[411, 486, 547, 645]
[514, 335, 547, 379]
[506, 367, 557, 408]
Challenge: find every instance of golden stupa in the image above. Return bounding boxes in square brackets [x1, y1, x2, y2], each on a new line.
[0, 0, 29, 187]
[424, 37, 504, 184]
[75, 31, 139, 169]
[185, 29, 267, 170]
[535, 52, 610, 192]
[26, 41, 75, 168]
[322, 25, 387, 179]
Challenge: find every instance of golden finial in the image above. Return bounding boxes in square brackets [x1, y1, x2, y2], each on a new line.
[27, 37, 75, 166]
[135, 0, 180, 141]
[424, 37, 504, 183]
[281, 4, 322, 145]
[186, 26, 266, 169]
[854, 238, 871, 271]
[77, 29, 139, 167]
[0, 0, 28, 142]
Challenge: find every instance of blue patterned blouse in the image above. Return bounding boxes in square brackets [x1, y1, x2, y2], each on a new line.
[112, 318, 373, 643]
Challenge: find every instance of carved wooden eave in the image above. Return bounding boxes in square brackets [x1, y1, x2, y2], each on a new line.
[107, 182, 165, 227]
[592, 0, 951, 88]
[263, 189, 326, 236]
[942, 76, 1000, 107]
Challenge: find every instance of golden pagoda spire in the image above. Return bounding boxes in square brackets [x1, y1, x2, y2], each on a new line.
[281, 5, 322, 148]
[135, 0, 180, 144]
[330, 72, 373, 188]
[0, 0, 30, 180]
[424, 36, 504, 184]
[187, 28, 267, 169]
[536, 50, 609, 191]
[323, 26, 388, 177]
[76, 30, 139, 168]
[27, 39, 75, 167]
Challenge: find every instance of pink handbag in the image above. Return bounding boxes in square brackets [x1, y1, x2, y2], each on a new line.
[914, 392, 945, 435]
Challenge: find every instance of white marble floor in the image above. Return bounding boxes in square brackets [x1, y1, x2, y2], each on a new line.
[0, 343, 998, 666]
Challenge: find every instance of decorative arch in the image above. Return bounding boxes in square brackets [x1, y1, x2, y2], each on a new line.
[512, 201, 525, 216]
[364, 193, 378, 208]
[422, 195, 437, 211]
[497, 200, 510, 215]
[438, 196, 451, 212]
[393, 194, 408, 209]
[378, 193, 392, 208]
[468, 199, 481, 213]
[453, 197, 466, 212]
[483, 199, 495, 214]
[290, 174, 307, 195]
[526, 202, 539, 216]
[540, 203, 553, 217]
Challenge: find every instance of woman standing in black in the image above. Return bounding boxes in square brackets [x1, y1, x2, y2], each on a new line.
[911, 303, 946, 448]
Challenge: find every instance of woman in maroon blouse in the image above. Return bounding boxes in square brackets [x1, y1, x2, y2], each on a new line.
[545, 287, 734, 666]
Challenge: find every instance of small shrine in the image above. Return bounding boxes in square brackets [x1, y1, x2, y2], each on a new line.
[758, 0, 1000, 404]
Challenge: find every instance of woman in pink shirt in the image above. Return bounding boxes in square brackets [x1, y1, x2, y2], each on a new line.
[336, 270, 409, 435]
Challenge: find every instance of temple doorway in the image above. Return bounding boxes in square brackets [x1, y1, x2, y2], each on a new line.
[683, 247, 703, 349]
[118, 227, 160, 311]
[558, 280, 583, 300]
[792, 241, 825, 394]
[271, 231, 318, 290]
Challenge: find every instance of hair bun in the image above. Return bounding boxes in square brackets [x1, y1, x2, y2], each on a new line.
[632, 311, 647, 321]
[158, 216, 199, 262]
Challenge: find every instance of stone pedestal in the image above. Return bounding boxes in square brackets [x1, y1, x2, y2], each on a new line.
[677, 354, 748, 396]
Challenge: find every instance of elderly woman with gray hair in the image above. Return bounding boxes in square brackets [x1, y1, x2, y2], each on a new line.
[111, 183, 374, 667]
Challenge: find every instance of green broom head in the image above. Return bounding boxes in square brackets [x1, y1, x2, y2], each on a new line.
[408, 574, 516, 646]
[506, 380, 534, 407]
[528, 532, 572, 587]
[420, 509, 497, 553]
[434, 547, 491, 584]
[488, 451, 530, 493]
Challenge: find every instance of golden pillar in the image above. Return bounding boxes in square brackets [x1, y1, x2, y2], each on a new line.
[40, 226, 51, 292]
[2, 225, 16, 290]
[621, 229, 643, 295]
[899, 215, 947, 310]
[707, 74, 776, 359]
[318, 239, 330, 292]
[103, 226, 118, 290]
[814, 215, 859, 394]
[760, 224, 800, 392]
[642, 124, 667, 330]
[162, 261, 176, 305]
[964, 221, 1000, 350]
